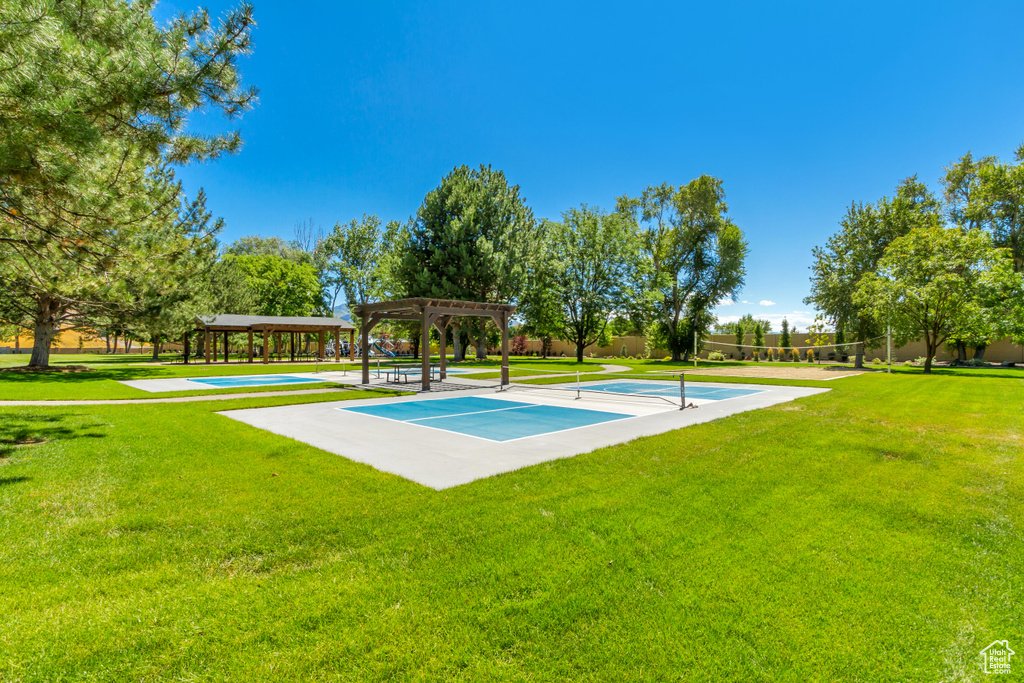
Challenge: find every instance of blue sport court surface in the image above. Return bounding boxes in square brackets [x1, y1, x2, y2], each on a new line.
[340, 395, 631, 442]
[186, 374, 328, 388]
[580, 380, 763, 401]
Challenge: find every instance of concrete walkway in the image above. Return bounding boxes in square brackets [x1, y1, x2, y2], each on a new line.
[600, 364, 632, 373]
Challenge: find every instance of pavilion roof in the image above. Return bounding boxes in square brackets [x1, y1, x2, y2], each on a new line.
[195, 314, 355, 332]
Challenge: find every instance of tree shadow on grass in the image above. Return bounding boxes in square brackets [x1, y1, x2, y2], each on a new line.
[891, 366, 1024, 381]
[0, 414, 108, 458]
[0, 476, 31, 487]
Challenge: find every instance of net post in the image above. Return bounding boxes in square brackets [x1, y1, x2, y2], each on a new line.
[576, 371, 581, 399]
[679, 374, 685, 410]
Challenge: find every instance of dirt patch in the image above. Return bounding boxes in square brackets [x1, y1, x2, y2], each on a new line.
[0, 365, 92, 374]
[671, 365, 867, 380]
[0, 437, 49, 446]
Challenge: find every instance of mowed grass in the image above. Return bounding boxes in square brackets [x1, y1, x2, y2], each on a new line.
[0, 374, 1021, 681]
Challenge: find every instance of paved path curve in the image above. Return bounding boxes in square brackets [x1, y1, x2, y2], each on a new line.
[599, 364, 632, 373]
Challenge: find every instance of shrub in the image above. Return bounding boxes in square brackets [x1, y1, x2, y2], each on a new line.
[662, 356, 672, 362]
[962, 358, 988, 367]
[806, 349, 815, 362]
[510, 334, 528, 356]
[708, 351, 725, 361]
[871, 357, 883, 365]
[620, 344, 628, 358]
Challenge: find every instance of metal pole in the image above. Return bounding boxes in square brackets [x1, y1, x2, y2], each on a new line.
[576, 370, 581, 399]
[693, 329, 698, 368]
[887, 325, 892, 374]
[679, 374, 685, 410]
[377, 358, 380, 379]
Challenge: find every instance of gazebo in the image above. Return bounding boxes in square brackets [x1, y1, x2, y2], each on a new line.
[350, 298, 516, 390]
[187, 314, 356, 364]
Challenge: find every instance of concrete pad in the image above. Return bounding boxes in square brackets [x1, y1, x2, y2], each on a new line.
[219, 381, 829, 490]
[119, 366, 493, 393]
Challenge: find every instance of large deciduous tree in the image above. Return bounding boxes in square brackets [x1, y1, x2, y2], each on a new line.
[806, 177, 938, 367]
[854, 227, 1017, 374]
[618, 177, 747, 362]
[0, 1, 256, 366]
[225, 254, 321, 317]
[399, 165, 538, 358]
[543, 206, 640, 363]
[320, 215, 407, 312]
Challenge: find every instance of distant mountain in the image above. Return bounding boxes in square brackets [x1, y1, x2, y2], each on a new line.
[332, 304, 351, 322]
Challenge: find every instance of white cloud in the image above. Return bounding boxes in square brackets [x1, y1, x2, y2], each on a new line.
[741, 300, 750, 304]
[759, 300, 776, 307]
[716, 297, 734, 306]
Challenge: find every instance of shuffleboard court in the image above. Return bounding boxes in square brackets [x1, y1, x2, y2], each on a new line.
[579, 380, 763, 402]
[341, 395, 631, 442]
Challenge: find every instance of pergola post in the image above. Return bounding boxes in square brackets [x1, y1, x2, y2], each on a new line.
[262, 329, 269, 364]
[500, 310, 510, 386]
[334, 329, 341, 362]
[205, 328, 211, 364]
[435, 316, 450, 380]
[224, 331, 229, 363]
[183, 332, 190, 364]
[349, 330, 355, 360]
[421, 306, 431, 391]
[247, 330, 253, 363]
[361, 312, 371, 383]
[318, 331, 325, 359]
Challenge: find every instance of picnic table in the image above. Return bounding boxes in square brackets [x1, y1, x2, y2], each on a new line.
[384, 362, 443, 383]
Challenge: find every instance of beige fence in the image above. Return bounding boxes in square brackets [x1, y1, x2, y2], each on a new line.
[519, 333, 1024, 363]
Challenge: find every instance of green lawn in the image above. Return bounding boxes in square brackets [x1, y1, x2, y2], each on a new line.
[0, 371, 1020, 680]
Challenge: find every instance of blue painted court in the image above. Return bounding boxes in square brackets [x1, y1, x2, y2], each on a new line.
[340, 395, 631, 442]
[581, 380, 762, 401]
[186, 374, 328, 388]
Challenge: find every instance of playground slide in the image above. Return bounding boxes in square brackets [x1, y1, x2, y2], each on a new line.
[371, 341, 396, 357]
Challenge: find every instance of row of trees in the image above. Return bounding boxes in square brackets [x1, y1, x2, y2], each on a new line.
[317, 168, 749, 363]
[807, 151, 1024, 372]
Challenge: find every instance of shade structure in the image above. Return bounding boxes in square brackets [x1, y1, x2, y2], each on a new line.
[350, 298, 516, 390]
[187, 314, 356, 364]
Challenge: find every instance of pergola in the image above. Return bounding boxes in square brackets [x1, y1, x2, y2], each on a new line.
[187, 314, 356, 364]
[351, 298, 516, 390]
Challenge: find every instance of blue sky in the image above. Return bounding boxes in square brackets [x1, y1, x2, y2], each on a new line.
[162, 2, 1024, 331]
